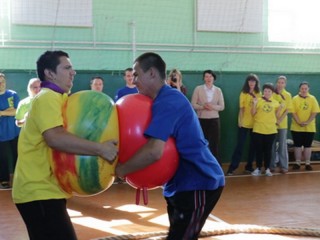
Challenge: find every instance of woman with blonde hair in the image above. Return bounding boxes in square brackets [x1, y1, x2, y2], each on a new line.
[270, 76, 292, 174]
[167, 68, 187, 95]
[15, 78, 41, 127]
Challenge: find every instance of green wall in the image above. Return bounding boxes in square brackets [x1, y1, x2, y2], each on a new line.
[1, 0, 320, 163]
[1, 0, 320, 72]
[4, 71, 320, 163]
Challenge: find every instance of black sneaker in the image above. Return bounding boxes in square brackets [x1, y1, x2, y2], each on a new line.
[292, 164, 301, 170]
[305, 165, 313, 171]
[0, 182, 11, 190]
[113, 177, 126, 184]
[244, 168, 254, 173]
[226, 171, 233, 176]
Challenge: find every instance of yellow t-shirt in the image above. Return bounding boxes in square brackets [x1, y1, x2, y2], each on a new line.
[15, 96, 33, 121]
[12, 88, 71, 203]
[272, 89, 292, 129]
[253, 97, 280, 135]
[290, 94, 320, 132]
[239, 91, 261, 128]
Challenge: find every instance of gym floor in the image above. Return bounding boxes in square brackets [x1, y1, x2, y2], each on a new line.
[1, 163, 319, 240]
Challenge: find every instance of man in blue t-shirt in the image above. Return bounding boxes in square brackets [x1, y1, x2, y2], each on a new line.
[115, 52, 225, 240]
[114, 68, 138, 101]
[0, 73, 20, 189]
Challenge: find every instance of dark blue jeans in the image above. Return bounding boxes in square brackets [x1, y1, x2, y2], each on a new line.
[0, 136, 18, 182]
[227, 127, 255, 172]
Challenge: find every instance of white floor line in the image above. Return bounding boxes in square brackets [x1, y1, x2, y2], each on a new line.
[208, 214, 228, 223]
[226, 169, 320, 178]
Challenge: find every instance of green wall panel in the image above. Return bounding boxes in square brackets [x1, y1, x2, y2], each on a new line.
[1, 0, 320, 164]
[4, 70, 320, 163]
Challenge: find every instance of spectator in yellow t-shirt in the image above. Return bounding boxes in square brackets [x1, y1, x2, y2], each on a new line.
[251, 83, 282, 177]
[15, 78, 41, 127]
[270, 76, 292, 174]
[226, 74, 261, 175]
[290, 81, 320, 171]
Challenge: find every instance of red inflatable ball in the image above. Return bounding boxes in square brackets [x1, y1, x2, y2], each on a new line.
[116, 94, 179, 205]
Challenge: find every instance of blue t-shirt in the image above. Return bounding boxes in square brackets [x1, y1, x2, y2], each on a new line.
[115, 86, 138, 101]
[0, 90, 20, 141]
[144, 85, 225, 197]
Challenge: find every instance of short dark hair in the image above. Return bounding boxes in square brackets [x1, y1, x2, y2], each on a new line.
[123, 68, 133, 76]
[263, 82, 274, 92]
[90, 76, 104, 85]
[134, 52, 166, 80]
[36, 50, 69, 81]
[202, 70, 217, 80]
[299, 81, 309, 88]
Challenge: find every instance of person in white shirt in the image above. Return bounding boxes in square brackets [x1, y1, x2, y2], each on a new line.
[191, 70, 225, 165]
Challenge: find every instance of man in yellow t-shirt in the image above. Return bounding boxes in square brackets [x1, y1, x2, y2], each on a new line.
[12, 51, 118, 240]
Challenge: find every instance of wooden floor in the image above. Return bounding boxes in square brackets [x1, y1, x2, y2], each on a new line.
[1, 164, 320, 240]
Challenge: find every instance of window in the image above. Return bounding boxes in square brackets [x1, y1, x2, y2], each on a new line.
[11, 0, 92, 27]
[268, 0, 320, 44]
[197, 0, 263, 33]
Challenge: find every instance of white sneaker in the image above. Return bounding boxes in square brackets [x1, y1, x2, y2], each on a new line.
[265, 168, 273, 177]
[251, 168, 261, 176]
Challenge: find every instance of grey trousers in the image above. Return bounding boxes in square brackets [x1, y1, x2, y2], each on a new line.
[270, 129, 288, 171]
